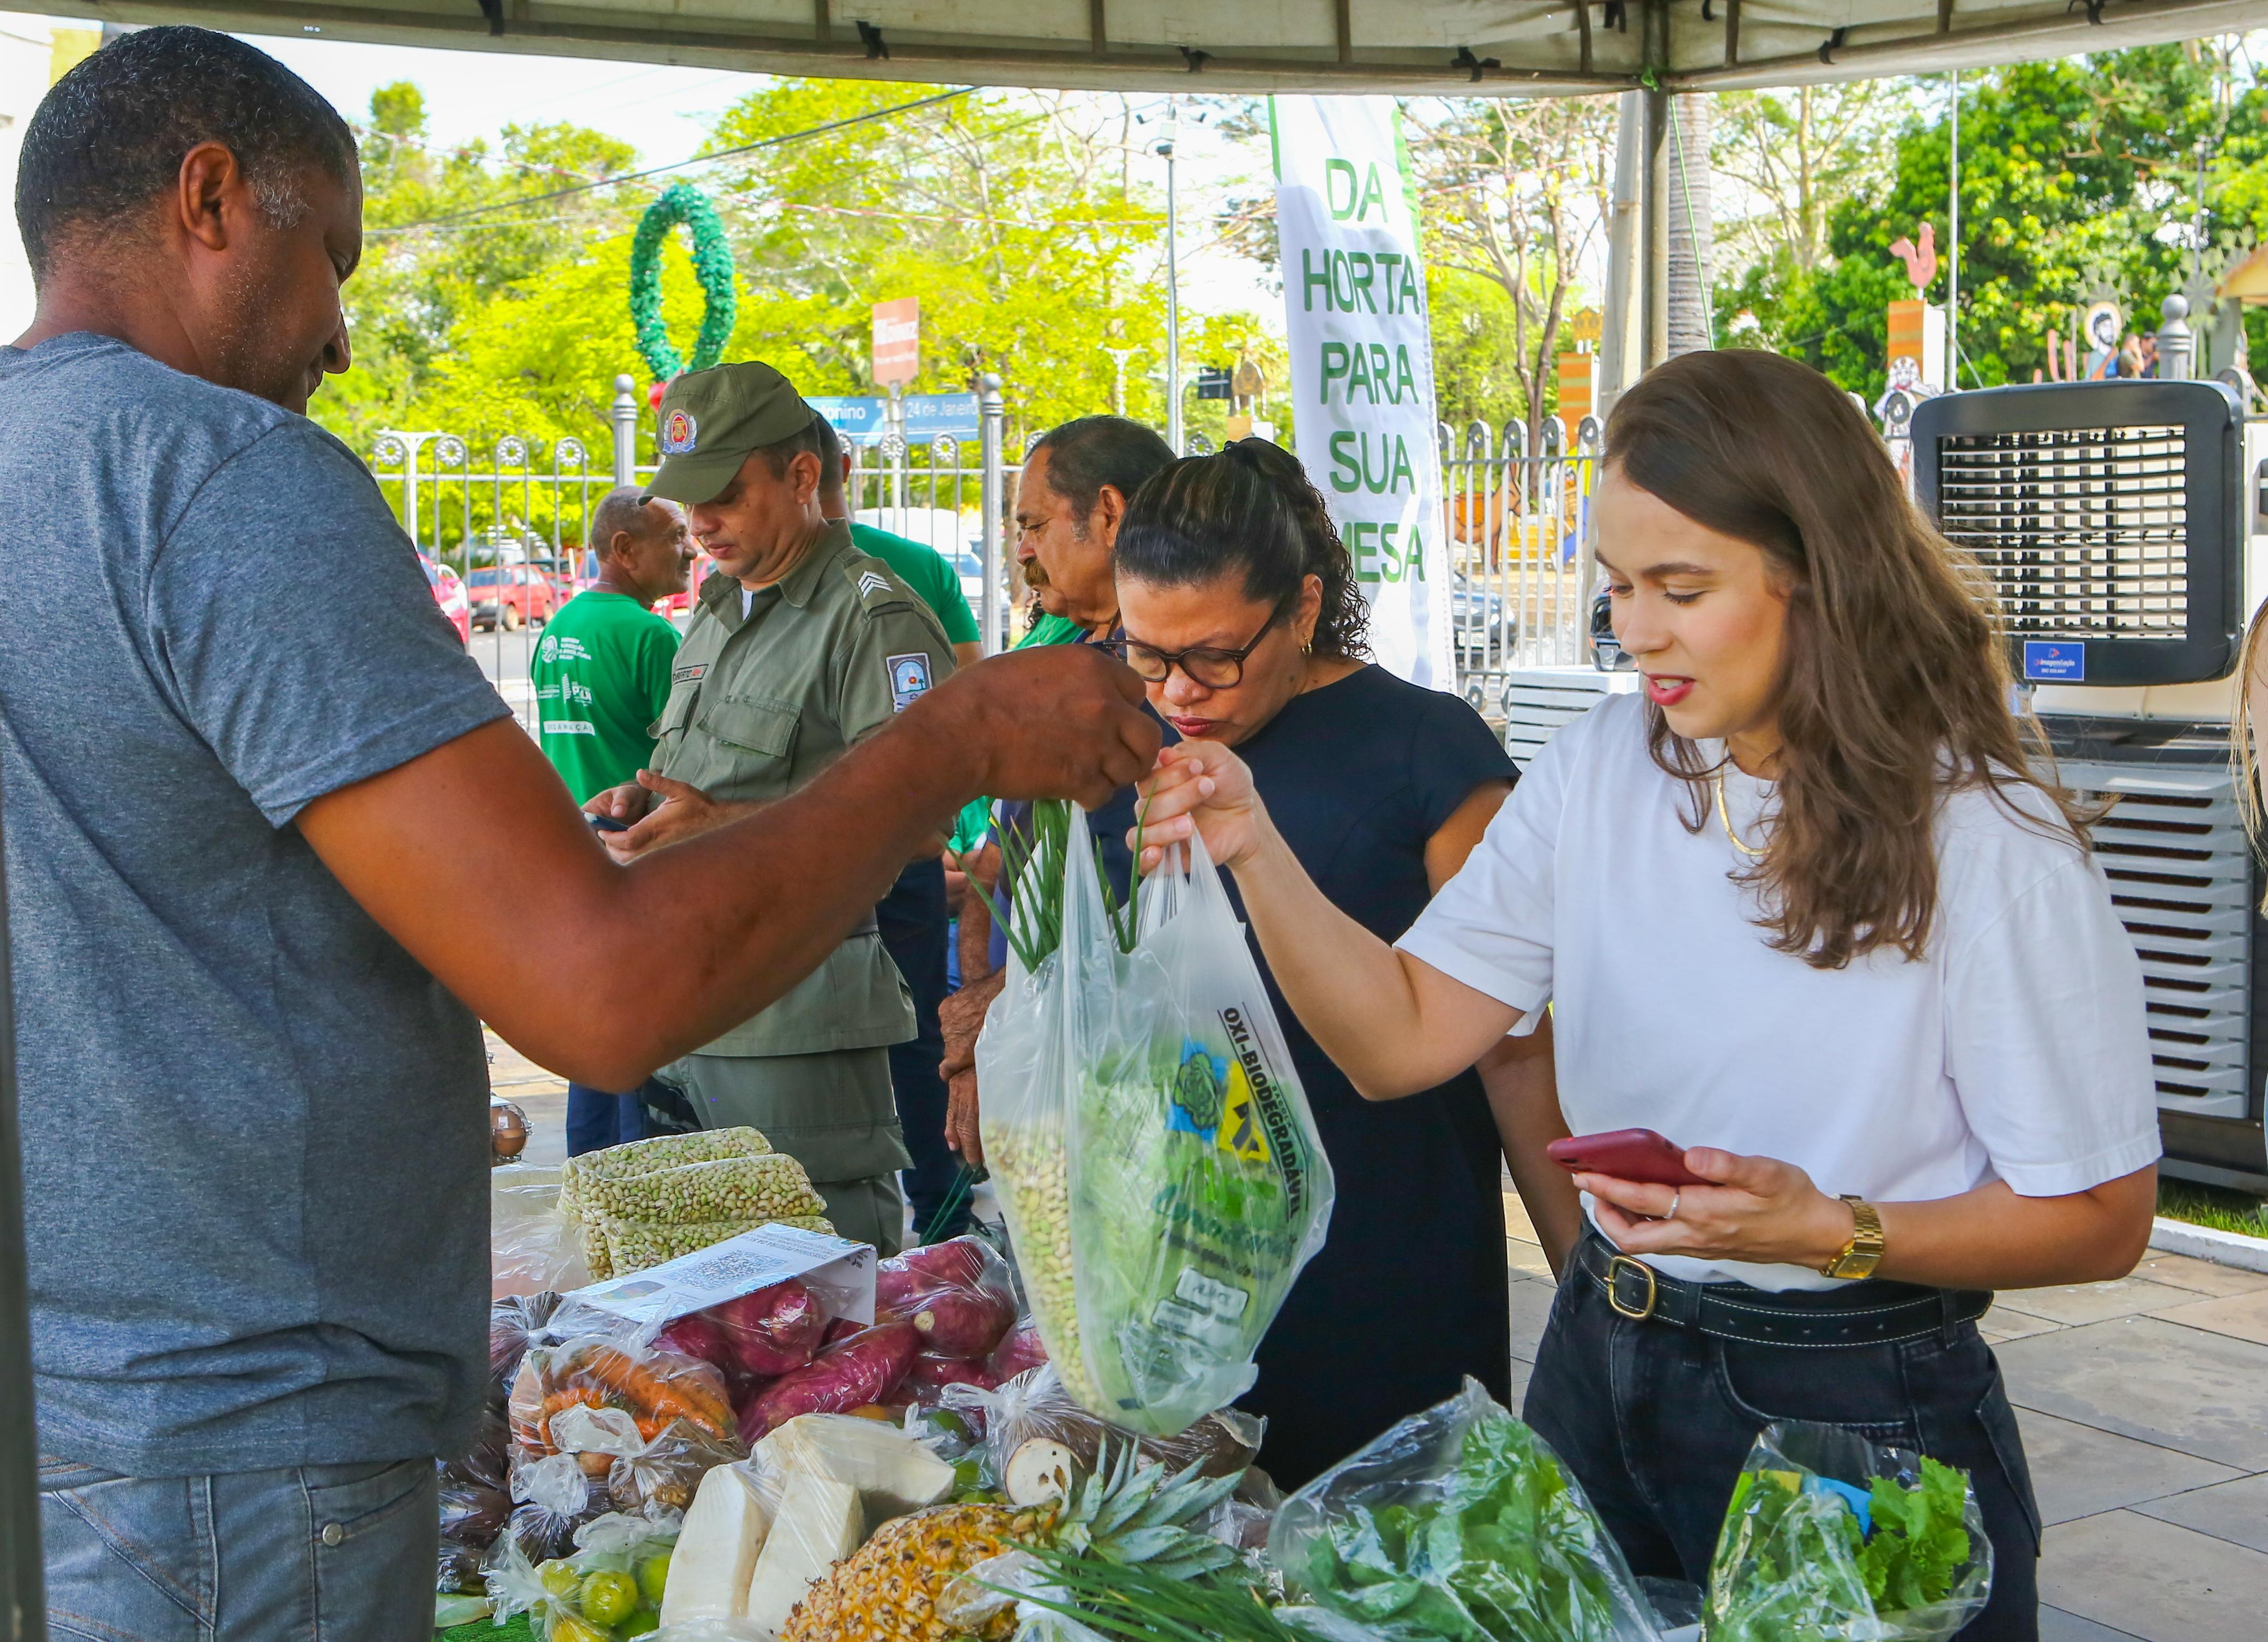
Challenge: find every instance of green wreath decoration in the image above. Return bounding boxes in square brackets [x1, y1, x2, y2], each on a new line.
[629, 182, 738, 381]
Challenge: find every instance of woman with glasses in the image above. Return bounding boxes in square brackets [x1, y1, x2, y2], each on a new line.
[1109, 437, 1575, 1488]
[1135, 354, 2160, 1640]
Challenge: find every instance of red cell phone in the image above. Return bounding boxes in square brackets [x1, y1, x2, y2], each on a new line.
[1546, 1128, 1706, 1187]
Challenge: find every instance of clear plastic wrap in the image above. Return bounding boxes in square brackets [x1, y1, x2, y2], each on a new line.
[495, 1166, 593, 1299]
[438, 1405, 515, 1592]
[735, 1320, 922, 1441]
[488, 1507, 681, 1640]
[874, 1237, 1020, 1359]
[942, 1365, 1263, 1499]
[976, 808, 1335, 1438]
[510, 1332, 743, 1457]
[1268, 1377, 1662, 1642]
[1703, 1421, 1992, 1642]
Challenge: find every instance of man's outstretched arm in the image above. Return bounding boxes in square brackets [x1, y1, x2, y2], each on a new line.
[299, 645, 1157, 1090]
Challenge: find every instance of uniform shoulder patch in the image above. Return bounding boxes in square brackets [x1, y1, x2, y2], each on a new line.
[886, 652, 934, 713]
[842, 553, 913, 613]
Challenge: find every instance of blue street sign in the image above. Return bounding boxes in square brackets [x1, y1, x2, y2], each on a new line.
[2022, 641, 2085, 681]
[807, 393, 980, 446]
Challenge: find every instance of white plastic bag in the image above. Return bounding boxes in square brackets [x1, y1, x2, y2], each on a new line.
[978, 802, 1334, 1438]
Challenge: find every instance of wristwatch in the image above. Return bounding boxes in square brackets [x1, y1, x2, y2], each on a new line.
[1820, 1195, 1885, 1280]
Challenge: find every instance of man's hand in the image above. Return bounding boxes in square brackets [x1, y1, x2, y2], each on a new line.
[938, 970, 1005, 1164]
[911, 645, 1158, 812]
[584, 779, 654, 825]
[606, 770, 750, 860]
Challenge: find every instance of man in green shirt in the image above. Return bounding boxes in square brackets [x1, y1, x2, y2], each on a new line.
[533, 486, 693, 804]
[533, 485, 695, 1154]
[813, 415, 981, 668]
[590, 360, 958, 1254]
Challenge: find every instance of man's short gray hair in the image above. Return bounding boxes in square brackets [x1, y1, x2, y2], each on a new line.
[592, 486, 664, 559]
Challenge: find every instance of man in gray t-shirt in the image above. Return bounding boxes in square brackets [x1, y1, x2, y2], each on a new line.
[8, 31, 1157, 1638]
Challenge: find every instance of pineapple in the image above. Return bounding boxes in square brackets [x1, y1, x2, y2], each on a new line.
[778, 1444, 1246, 1642]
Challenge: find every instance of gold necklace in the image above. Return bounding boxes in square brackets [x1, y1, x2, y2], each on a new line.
[1714, 766, 1765, 858]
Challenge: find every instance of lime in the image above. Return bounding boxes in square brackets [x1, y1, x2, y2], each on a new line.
[636, 1551, 672, 1604]
[551, 1617, 608, 1642]
[580, 1569, 641, 1629]
[619, 1613, 661, 1637]
[536, 1560, 581, 1605]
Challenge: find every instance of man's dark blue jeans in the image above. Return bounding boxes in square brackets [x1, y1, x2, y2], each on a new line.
[1524, 1234, 2041, 1641]
[565, 1080, 653, 1157]
[878, 856, 971, 1240]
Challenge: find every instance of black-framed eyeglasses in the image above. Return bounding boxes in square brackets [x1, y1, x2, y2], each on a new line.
[1106, 601, 1293, 689]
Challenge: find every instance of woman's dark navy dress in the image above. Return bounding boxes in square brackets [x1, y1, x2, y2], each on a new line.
[1225, 664, 1520, 1488]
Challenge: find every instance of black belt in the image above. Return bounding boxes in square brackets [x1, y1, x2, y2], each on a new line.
[1575, 1231, 1991, 1349]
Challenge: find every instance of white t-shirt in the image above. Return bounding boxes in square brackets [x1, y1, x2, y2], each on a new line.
[1397, 692, 2162, 1290]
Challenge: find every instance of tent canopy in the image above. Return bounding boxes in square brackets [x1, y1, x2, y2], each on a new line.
[81, 0, 2268, 96]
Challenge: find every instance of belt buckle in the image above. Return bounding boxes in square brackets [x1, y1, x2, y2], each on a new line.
[1606, 1254, 1659, 1321]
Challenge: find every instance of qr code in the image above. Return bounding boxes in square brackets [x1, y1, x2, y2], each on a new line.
[684, 1247, 776, 1288]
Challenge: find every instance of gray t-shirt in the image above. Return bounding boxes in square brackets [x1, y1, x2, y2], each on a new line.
[1, 333, 512, 1476]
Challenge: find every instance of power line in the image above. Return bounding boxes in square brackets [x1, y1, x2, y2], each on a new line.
[387, 86, 978, 232]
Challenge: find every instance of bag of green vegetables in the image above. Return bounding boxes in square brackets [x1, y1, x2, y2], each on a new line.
[976, 801, 1334, 1439]
[1703, 1421, 1992, 1641]
[1269, 1378, 1663, 1642]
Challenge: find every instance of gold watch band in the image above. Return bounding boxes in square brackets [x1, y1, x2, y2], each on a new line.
[1821, 1194, 1886, 1280]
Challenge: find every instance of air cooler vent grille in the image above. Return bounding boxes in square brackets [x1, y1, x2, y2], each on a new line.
[1935, 425, 2188, 641]
[2062, 763, 2252, 1121]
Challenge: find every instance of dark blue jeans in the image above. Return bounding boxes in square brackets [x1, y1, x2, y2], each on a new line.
[1523, 1240, 2041, 1641]
[565, 1079, 655, 1156]
[878, 857, 970, 1239]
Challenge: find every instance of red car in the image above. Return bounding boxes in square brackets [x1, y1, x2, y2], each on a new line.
[420, 553, 471, 644]
[464, 564, 562, 631]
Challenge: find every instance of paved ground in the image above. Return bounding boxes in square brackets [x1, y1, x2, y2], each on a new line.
[490, 1034, 2268, 1638]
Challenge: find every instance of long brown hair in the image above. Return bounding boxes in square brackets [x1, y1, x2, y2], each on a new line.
[1606, 350, 2088, 968]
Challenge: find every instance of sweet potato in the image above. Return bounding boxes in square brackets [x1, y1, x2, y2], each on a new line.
[737, 1320, 921, 1441]
[653, 1312, 736, 1375]
[904, 1289, 1015, 1357]
[821, 1317, 864, 1349]
[985, 1322, 1047, 1382]
[892, 1237, 994, 1288]
[710, 1277, 827, 1377]
[897, 1354, 1000, 1404]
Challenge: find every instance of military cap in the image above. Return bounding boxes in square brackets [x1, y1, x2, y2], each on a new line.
[645, 361, 819, 505]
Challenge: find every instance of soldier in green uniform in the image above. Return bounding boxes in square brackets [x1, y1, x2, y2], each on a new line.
[589, 360, 957, 1254]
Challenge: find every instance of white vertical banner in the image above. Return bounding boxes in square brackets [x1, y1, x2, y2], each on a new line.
[1270, 95, 1453, 690]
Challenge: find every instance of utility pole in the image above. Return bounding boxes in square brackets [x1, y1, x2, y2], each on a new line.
[1947, 70, 1961, 390]
[1156, 99, 1183, 453]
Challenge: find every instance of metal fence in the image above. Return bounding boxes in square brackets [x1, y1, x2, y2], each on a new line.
[361, 383, 1608, 727]
[1439, 416, 1605, 715]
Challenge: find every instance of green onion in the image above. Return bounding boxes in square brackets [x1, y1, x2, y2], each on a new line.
[988, 1546, 1300, 1642]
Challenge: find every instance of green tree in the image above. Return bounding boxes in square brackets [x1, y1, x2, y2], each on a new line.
[1721, 45, 2267, 400]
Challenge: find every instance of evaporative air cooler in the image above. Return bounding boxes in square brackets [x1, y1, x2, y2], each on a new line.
[1912, 379, 2266, 1191]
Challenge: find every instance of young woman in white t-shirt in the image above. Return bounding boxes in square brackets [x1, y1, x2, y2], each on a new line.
[1135, 351, 2160, 1640]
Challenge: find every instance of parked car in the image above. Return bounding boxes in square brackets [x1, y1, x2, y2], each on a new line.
[1450, 571, 1517, 661]
[420, 553, 471, 645]
[464, 564, 560, 631]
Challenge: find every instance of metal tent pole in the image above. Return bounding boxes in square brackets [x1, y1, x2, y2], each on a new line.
[978, 374, 1006, 656]
[1641, 87, 1671, 371]
[0, 763, 47, 1642]
[1947, 70, 1961, 388]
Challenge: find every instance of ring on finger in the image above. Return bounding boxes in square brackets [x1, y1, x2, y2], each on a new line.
[1666, 1190, 1681, 1221]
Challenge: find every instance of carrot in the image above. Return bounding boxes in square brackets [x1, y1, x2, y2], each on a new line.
[562, 1343, 734, 1440]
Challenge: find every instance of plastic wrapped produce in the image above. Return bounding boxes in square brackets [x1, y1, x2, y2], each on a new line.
[493, 1291, 565, 1398]
[976, 806, 1333, 1438]
[737, 1320, 923, 1441]
[1269, 1377, 1660, 1642]
[943, 1366, 1262, 1501]
[512, 1333, 740, 1456]
[496, 1165, 592, 1299]
[505, 1451, 611, 1566]
[488, 1507, 680, 1641]
[608, 1421, 747, 1518]
[985, 1320, 1047, 1384]
[1703, 1422, 1992, 1642]
[583, 1155, 827, 1226]
[562, 1128, 774, 1216]
[873, 1237, 1017, 1359]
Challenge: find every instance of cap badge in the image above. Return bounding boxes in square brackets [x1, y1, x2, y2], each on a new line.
[660, 409, 698, 455]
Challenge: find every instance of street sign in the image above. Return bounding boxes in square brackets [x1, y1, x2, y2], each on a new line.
[810, 393, 979, 446]
[1197, 366, 1234, 401]
[872, 298, 920, 388]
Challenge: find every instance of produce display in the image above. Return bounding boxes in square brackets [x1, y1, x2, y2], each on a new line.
[559, 1129, 831, 1280]
[1269, 1378, 1662, 1642]
[488, 1506, 680, 1640]
[1703, 1422, 1991, 1642]
[510, 1337, 739, 1455]
[976, 804, 1335, 1438]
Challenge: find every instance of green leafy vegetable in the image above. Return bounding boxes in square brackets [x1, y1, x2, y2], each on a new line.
[1705, 1454, 1979, 1642]
[1296, 1403, 1646, 1642]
